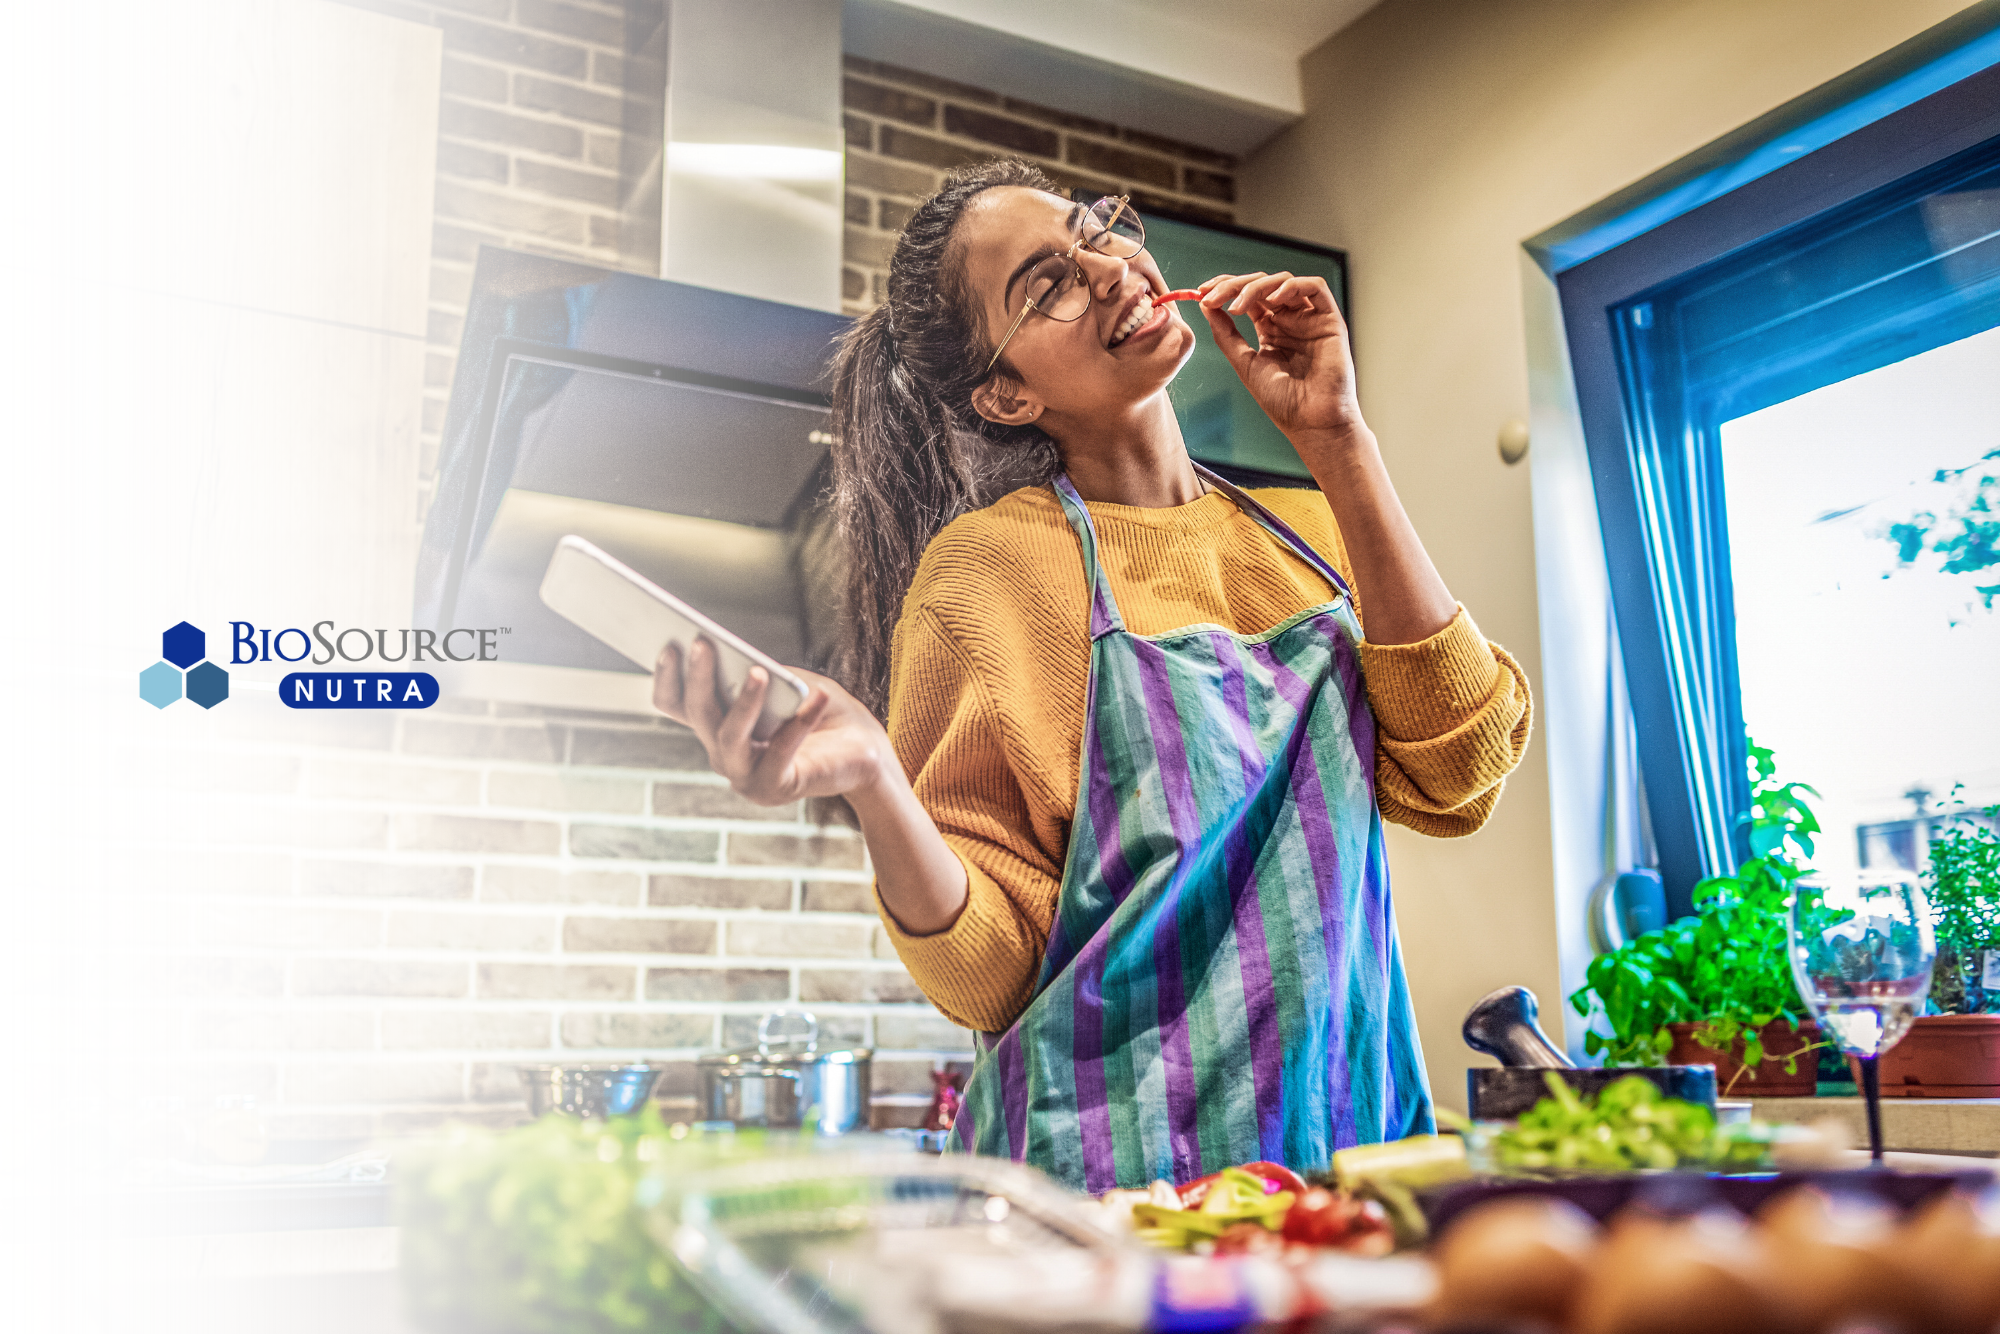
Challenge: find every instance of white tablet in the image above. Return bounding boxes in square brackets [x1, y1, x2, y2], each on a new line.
[538, 534, 810, 741]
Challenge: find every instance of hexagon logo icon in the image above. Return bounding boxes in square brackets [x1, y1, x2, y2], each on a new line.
[162, 621, 206, 669]
[186, 661, 230, 709]
[139, 661, 183, 708]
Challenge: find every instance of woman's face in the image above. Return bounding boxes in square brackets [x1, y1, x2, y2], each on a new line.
[958, 187, 1196, 431]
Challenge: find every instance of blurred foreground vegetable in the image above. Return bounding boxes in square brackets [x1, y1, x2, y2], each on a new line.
[398, 1106, 737, 1334]
[1324, 1134, 1471, 1251]
[1489, 1074, 1778, 1174]
[1331, 1134, 1469, 1191]
[1131, 1166, 1296, 1250]
[1106, 1163, 1398, 1257]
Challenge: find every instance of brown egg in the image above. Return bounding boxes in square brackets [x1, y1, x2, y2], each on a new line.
[1571, 1209, 1804, 1334]
[1755, 1186, 1935, 1331]
[1879, 1188, 2000, 1334]
[1429, 1195, 1598, 1329]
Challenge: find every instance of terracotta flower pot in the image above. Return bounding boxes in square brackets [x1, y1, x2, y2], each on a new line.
[1665, 1019, 1821, 1097]
[1865, 1014, 2000, 1097]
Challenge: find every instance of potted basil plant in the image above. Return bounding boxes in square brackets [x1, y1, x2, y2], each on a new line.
[1876, 805, 2000, 1096]
[1570, 742, 1826, 1096]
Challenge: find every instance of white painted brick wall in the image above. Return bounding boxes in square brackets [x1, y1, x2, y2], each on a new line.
[121, 691, 965, 1139]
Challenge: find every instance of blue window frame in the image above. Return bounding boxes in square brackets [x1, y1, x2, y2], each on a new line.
[1556, 50, 2000, 914]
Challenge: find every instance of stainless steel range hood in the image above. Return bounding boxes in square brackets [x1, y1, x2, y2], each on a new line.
[418, 3, 853, 712]
[661, 0, 844, 313]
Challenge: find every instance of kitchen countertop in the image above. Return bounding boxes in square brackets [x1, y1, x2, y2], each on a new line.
[1750, 1095, 2000, 1155]
[124, 1225, 417, 1334]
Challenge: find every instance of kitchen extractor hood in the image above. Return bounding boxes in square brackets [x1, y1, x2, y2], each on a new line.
[414, 249, 848, 710]
[416, 2, 850, 709]
[661, 0, 843, 312]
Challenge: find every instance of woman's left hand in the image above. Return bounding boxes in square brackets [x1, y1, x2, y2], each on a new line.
[1197, 272, 1363, 443]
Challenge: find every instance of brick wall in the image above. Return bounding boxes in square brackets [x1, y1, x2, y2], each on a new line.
[341, 0, 672, 520]
[125, 2, 1237, 1146]
[838, 56, 1237, 316]
[117, 691, 964, 1143]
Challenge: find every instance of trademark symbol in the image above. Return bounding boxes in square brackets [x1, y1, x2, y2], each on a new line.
[499, 627, 512, 633]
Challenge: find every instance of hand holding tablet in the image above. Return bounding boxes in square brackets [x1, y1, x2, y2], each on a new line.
[538, 534, 809, 741]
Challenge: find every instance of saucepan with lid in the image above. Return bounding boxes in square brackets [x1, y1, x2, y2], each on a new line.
[696, 1009, 872, 1134]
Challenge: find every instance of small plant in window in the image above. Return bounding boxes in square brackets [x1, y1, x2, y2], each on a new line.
[1926, 802, 2000, 1014]
[1570, 740, 1827, 1086]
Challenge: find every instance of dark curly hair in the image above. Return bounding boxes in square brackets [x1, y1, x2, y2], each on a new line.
[826, 158, 1064, 718]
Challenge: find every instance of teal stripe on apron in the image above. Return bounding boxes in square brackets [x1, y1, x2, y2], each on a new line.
[951, 468, 1433, 1190]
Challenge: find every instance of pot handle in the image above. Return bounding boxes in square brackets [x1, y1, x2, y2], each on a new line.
[758, 1008, 819, 1054]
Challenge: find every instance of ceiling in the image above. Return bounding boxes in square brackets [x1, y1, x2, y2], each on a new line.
[845, 0, 1387, 155]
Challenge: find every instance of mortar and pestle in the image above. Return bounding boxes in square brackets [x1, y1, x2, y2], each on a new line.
[1462, 986, 1717, 1119]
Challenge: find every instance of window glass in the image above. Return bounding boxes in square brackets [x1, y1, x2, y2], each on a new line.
[1566, 110, 2000, 899]
[1720, 323, 2000, 874]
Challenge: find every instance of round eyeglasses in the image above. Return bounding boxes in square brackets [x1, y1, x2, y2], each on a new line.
[982, 196, 1148, 377]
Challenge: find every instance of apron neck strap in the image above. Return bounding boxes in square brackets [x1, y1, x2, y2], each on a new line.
[1050, 473, 1124, 638]
[1191, 465, 1353, 598]
[1051, 466, 1352, 640]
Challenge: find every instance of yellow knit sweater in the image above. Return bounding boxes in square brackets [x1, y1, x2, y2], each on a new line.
[874, 483, 1533, 1033]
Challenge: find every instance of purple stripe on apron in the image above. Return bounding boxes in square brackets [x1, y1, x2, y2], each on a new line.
[1208, 633, 1285, 1159]
[1092, 584, 1120, 639]
[1132, 641, 1205, 1179]
[1328, 625, 1376, 788]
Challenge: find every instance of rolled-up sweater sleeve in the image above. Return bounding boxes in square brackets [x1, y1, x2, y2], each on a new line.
[874, 604, 1056, 1034]
[1359, 605, 1532, 838]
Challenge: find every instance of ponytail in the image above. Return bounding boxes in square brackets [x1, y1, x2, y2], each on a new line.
[827, 159, 1062, 718]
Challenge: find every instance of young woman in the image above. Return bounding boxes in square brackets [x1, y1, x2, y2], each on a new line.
[653, 159, 1531, 1191]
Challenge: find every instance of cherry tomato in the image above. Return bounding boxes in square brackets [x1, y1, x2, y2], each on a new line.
[1282, 1187, 1394, 1253]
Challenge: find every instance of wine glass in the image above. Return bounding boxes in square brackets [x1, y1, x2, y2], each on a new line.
[1787, 872, 1936, 1166]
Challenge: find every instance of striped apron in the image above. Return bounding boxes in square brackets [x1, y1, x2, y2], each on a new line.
[948, 467, 1433, 1191]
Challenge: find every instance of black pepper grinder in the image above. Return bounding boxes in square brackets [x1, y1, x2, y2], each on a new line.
[1461, 986, 1574, 1069]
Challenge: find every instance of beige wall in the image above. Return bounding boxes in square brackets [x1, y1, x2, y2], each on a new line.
[1237, 0, 1975, 1108]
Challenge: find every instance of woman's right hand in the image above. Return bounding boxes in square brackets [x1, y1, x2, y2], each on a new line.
[652, 639, 894, 807]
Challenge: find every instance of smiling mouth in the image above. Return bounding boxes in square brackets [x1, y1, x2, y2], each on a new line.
[1107, 293, 1158, 348]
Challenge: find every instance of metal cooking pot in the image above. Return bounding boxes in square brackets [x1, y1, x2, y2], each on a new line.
[696, 1009, 872, 1134]
[516, 1063, 664, 1118]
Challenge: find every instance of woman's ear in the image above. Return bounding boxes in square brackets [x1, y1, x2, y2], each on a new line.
[970, 375, 1043, 428]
